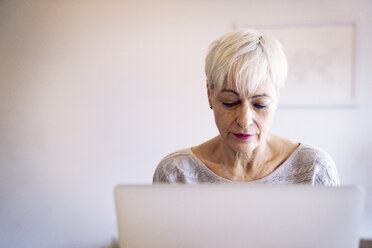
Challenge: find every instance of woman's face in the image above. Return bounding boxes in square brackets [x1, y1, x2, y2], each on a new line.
[208, 81, 278, 154]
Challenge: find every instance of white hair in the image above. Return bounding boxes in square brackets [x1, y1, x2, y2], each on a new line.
[205, 29, 288, 94]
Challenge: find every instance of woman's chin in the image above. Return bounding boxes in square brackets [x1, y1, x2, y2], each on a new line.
[228, 142, 257, 155]
[219, 135, 259, 154]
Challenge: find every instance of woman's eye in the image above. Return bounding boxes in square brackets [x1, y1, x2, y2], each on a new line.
[253, 104, 267, 109]
[222, 102, 238, 107]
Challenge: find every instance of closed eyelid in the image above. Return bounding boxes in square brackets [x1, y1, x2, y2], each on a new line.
[253, 103, 268, 109]
[222, 102, 239, 108]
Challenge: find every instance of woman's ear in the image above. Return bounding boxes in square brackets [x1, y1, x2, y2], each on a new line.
[206, 80, 213, 109]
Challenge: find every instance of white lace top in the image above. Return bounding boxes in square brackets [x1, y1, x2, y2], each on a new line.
[153, 143, 340, 185]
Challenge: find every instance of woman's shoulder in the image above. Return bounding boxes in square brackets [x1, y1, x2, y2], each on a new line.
[152, 148, 202, 184]
[290, 143, 340, 185]
[293, 143, 333, 164]
[159, 148, 194, 162]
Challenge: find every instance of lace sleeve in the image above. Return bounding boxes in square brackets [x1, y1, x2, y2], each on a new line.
[312, 150, 340, 186]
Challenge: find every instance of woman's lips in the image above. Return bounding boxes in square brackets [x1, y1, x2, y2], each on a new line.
[233, 133, 254, 140]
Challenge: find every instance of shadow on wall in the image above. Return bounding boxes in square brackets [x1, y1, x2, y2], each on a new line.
[100, 237, 118, 248]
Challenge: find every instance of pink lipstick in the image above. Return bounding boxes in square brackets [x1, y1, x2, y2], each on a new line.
[233, 133, 254, 140]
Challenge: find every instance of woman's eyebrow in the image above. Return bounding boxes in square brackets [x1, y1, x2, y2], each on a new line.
[220, 90, 272, 99]
[220, 89, 239, 96]
[252, 94, 271, 99]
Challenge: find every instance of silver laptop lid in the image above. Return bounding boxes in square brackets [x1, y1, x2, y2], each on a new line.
[115, 184, 364, 248]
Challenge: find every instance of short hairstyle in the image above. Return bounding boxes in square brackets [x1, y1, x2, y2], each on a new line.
[205, 29, 288, 94]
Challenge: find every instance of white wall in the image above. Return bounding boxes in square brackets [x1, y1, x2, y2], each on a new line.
[1, 0, 371, 247]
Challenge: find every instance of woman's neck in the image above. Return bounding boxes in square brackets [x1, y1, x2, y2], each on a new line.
[192, 134, 296, 182]
[214, 135, 275, 181]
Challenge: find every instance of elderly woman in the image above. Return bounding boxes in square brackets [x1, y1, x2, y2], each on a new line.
[153, 29, 339, 185]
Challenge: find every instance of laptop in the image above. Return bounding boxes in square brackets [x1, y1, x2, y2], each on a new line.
[114, 184, 365, 248]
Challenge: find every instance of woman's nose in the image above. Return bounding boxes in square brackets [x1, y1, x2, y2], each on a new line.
[236, 104, 253, 128]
